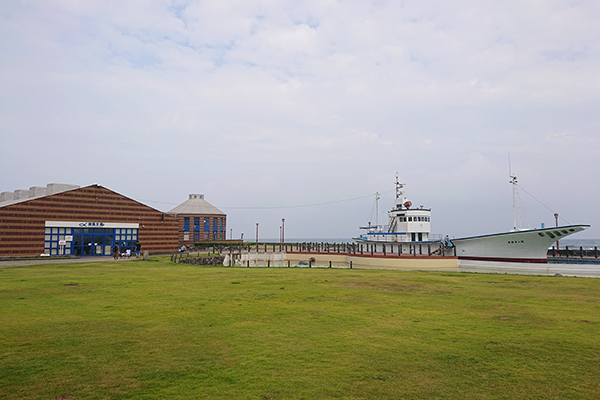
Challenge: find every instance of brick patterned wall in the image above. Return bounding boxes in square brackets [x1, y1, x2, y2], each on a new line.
[176, 214, 227, 246]
[0, 185, 178, 256]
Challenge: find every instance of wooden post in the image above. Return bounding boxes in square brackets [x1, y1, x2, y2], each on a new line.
[383, 244, 386, 256]
[329, 260, 332, 268]
[350, 260, 352, 269]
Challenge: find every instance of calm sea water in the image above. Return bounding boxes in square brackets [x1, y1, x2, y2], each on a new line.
[550, 239, 600, 250]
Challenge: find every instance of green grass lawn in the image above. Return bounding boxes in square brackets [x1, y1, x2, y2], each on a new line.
[1, 259, 599, 399]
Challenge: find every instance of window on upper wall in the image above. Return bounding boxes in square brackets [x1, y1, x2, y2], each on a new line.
[194, 217, 200, 226]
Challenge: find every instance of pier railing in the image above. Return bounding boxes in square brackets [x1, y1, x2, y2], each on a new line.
[171, 241, 456, 266]
[547, 246, 599, 260]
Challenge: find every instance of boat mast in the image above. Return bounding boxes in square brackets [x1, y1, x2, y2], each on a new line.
[375, 192, 380, 227]
[509, 156, 530, 231]
[510, 173, 517, 230]
[395, 172, 404, 199]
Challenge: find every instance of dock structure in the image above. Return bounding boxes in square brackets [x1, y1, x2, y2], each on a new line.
[179, 241, 459, 271]
[174, 241, 600, 277]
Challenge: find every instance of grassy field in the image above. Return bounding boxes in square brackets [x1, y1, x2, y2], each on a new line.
[1, 258, 599, 399]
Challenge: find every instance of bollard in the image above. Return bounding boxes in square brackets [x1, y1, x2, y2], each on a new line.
[329, 260, 332, 268]
[383, 244, 386, 256]
[350, 260, 352, 269]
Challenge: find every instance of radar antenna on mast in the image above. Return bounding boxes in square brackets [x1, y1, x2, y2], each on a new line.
[395, 173, 405, 199]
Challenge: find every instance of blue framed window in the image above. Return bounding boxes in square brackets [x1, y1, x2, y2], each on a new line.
[46, 227, 137, 257]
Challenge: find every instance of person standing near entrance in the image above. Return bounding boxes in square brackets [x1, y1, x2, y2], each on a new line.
[113, 243, 119, 260]
[135, 241, 141, 258]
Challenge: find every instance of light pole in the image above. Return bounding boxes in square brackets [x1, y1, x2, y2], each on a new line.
[256, 223, 259, 249]
[281, 218, 285, 246]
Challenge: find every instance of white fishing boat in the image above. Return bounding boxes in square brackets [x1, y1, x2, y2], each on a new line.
[353, 174, 590, 263]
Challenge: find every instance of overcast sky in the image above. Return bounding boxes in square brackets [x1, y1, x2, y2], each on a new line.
[1, 0, 599, 240]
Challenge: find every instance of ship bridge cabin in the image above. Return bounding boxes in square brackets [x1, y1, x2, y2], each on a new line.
[388, 197, 431, 242]
[358, 196, 431, 243]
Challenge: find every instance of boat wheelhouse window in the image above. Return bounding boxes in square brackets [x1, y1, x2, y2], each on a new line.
[408, 217, 412, 222]
[538, 232, 545, 237]
[569, 229, 575, 232]
[547, 232, 556, 239]
[561, 230, 568, 234]
[554, 231, 562, 236]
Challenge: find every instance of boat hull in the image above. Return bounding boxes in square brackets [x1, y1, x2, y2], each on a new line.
[451, 225, 590, 263]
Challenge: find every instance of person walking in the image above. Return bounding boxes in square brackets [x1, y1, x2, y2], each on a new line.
[112, 243, 119, 260]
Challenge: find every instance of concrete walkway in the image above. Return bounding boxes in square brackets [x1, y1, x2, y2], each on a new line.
[0, 256, 135, 268]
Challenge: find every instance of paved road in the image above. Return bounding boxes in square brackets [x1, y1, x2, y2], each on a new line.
[0, 257, 135, 268]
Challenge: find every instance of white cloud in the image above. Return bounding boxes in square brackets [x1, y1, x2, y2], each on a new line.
[1, 0, 599, 239]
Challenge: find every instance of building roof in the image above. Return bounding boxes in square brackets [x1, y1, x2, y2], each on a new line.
[0, 183, 80, 208]
[167, 194, 225, 216]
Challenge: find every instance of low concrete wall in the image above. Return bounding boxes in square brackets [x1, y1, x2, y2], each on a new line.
[286, 252, 459, 272]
